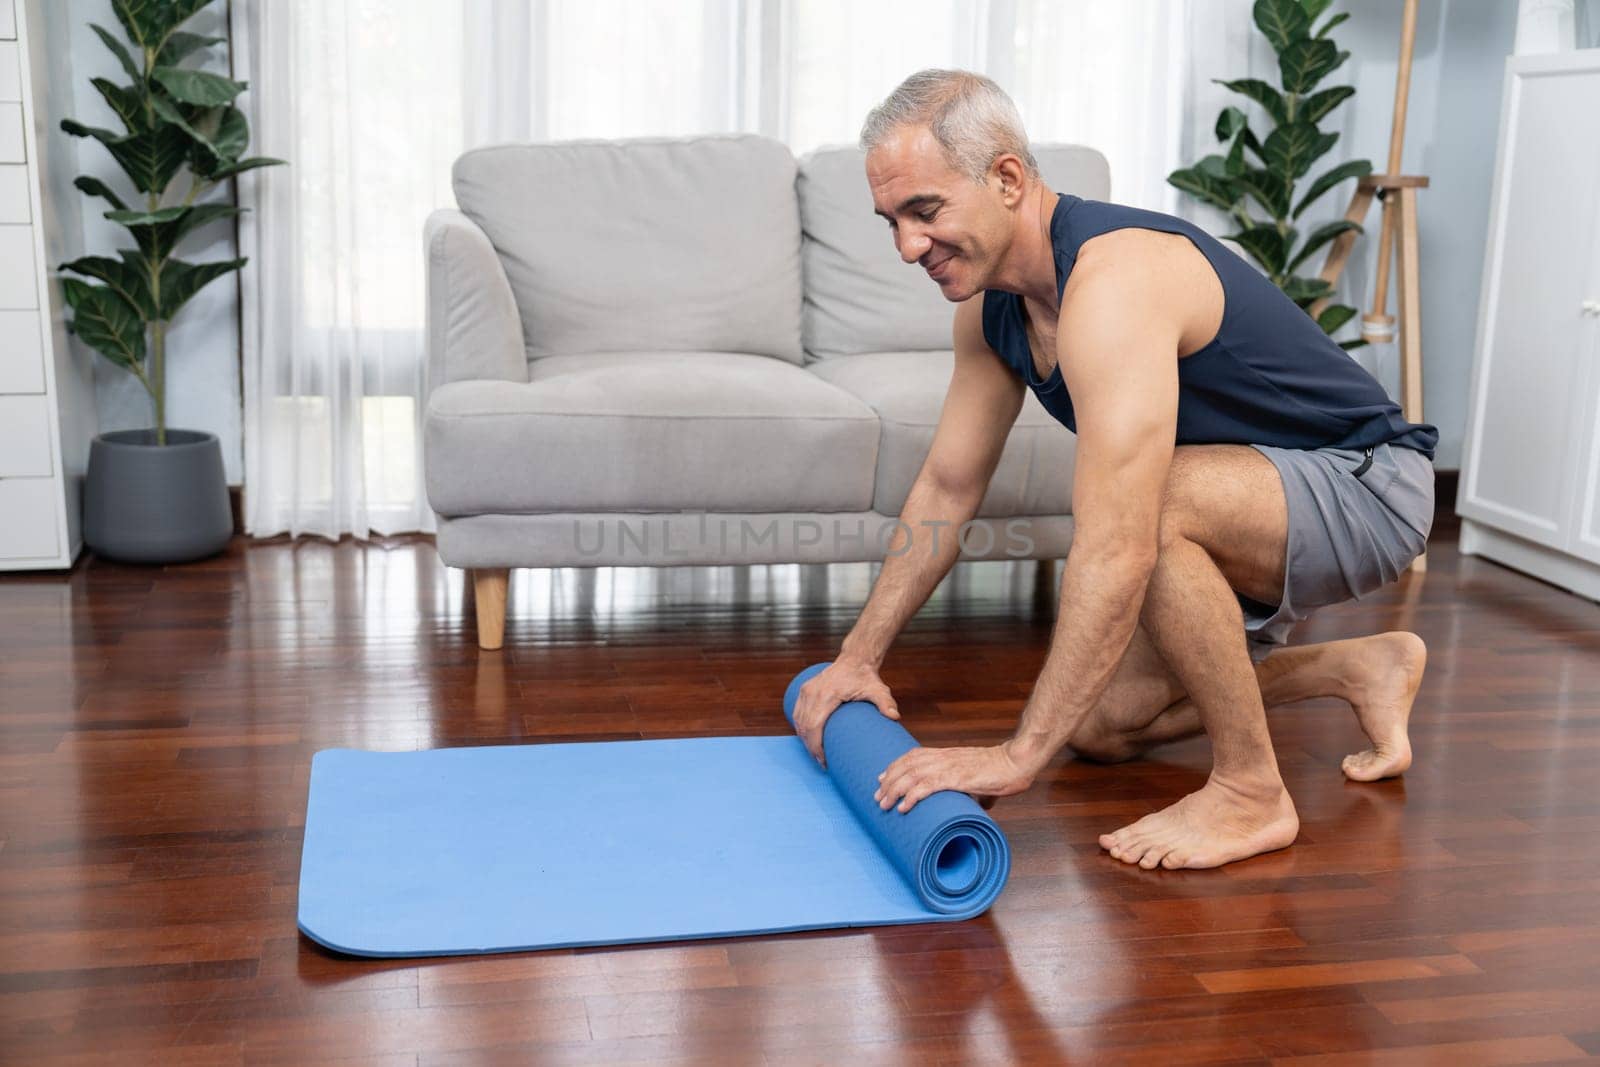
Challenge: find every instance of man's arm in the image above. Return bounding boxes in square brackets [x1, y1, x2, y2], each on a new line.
[839, 296, 1025, 665]
[1004, 265, 1180, 773]
[792, 296, 1026, 765]
[873, 255, 1182, 812]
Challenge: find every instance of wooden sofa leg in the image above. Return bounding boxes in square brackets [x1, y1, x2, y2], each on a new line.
[472, 568, 509, 650]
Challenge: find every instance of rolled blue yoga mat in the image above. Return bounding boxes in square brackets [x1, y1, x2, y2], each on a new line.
[782, 663, 1011, 914]
[297, 661, 1011, 957]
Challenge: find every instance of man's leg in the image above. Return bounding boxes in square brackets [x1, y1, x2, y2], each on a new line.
[1095, 445, 1298, 869]
[1068, 625, 1426, 782]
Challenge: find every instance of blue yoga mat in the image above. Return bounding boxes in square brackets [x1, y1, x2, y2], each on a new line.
[297, 662, 1011, 957]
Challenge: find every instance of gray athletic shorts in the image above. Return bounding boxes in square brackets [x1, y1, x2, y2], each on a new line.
[1242, 441, 1435, 661]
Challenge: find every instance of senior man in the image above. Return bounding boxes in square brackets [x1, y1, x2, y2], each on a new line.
[791, 69, 1437, 871]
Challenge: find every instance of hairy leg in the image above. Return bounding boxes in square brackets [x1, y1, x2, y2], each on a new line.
[1100, 445, 1300, 870]
[1069, 627, 1426, 782]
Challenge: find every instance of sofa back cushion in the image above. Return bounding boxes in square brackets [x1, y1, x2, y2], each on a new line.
[453, 134, 805, 364]
[796, 143, 1111, 360]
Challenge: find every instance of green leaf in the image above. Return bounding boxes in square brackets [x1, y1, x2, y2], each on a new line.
[110, 0, 157, 53]
[1239, 126, 1269, 167]
[1339, 337, 1369, 352]
[1224, 133, 1249, 178]
[1212, 78, 1288, 127]
[152, 66, 245, 107]
[207, 155, 286, 181]
[1315, 12, 1351, 38]
[1253, 0, 1310, 52]
[107, 126, 194, 195]
[1299, 0, 1333, 23]
[89, 23, 142, 84]
[116, 248, 161, 319]
[1282, 275, 1334, 303]
[61, 278, 147, 371]
[181, 107, 254, 178]
[208, 107, 249, 161]
[73, 175, 129, 211]
[1287, 219, 1362, 274]
[104, 205, 188, 226]
[61, 119, 192, 194]
[1302, 85, 1356, 125]
[90, 77, 148, 133]
[158, 30, 225, 64]
[1228, 223, 1293, 275]
[112, 0, 213, 54]
[1262, 121, 1338, 181]
[1292, 158, 1372, 218]
[105, 202, 243, 262]
[60, 117, 123, 144]
[1215, 105, 1249, 143]
[58, 252, 158, 319]
[169, 106, 247, 177]
[1280, 37, 1346, 94]
[1237, 168, 1290, 219]
[1167, 166, 1239, 212]
[157, 257, 246, 320]
[1317, 303, 1358, 335]
[150, 93, 214, 154]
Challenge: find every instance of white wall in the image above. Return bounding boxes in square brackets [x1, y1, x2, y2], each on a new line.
[1333, 0, 1519, 468]
[47, 0, 243, 484]
[1183, 0, 1519, 471]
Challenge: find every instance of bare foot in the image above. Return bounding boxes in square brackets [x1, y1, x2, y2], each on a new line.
[1340, 631, 1425, 782]
[1098, 776, 1299, 870]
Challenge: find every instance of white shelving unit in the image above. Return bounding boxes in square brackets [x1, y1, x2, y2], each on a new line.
[0, 0, 97, 571]
[1458, 49, 1600, 599]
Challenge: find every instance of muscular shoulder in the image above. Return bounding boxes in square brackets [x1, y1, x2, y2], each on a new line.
[1071, 227, 1198, 291]
[1061, 228, 1216, 349]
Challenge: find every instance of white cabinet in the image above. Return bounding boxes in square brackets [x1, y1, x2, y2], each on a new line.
[0, 0, 97, 571]
[1458, 49, 1600, 599]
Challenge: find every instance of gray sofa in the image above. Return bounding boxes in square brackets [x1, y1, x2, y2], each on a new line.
[422, 134, 1109, 648]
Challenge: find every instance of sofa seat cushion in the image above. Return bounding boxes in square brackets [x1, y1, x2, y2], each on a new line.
[425, 352, 880, 515]
[807, 351, 1077, 516]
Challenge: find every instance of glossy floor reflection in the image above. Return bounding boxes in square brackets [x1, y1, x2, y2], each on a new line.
[1, 531, 1597, 1064]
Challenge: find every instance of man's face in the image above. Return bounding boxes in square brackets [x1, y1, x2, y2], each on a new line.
[865, 125, 1008, 302]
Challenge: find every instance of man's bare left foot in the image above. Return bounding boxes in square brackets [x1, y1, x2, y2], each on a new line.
[1340, 631, 1425, 782]
[1098, 774, 1299, 870]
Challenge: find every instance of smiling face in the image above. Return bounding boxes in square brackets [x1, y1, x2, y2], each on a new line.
[865, 124, 1018, 302]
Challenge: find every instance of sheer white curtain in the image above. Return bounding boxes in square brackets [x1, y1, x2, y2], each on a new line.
[233, 0, 1241, 540]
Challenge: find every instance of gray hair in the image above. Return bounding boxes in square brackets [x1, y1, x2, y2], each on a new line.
[859, 69, 1039, 183]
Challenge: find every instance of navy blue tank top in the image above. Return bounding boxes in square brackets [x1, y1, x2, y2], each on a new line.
[981, 194, 1438, 459]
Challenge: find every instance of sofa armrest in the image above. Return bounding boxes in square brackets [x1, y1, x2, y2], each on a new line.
[424, 208, 530, 394]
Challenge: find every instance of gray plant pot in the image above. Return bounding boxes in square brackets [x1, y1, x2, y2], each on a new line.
[83, 429, 233, 564]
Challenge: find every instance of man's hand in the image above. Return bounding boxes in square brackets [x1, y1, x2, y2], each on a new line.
[792, 657, 900, 768]
[873, 740, 1035, 814]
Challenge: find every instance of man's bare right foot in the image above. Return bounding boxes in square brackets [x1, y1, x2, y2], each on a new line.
[1339, 631, 1425, 782]
[1099, 773, 1299, 870]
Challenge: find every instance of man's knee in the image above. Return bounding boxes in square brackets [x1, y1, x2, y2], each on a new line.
[1154, 500, 1202, 559]
[1150, 446, 1287, 604]
[1067, 639, 1185, 764]
[1066, 717, 1141, 764]
[1153, 449, 1212, 554]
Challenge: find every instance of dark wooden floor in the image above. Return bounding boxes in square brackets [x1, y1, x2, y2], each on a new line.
[2, 523, 1598, 1065]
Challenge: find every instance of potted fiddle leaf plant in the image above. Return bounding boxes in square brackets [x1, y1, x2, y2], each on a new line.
[1167, 0, 1372, 350]
[58, 0, 284, 563]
